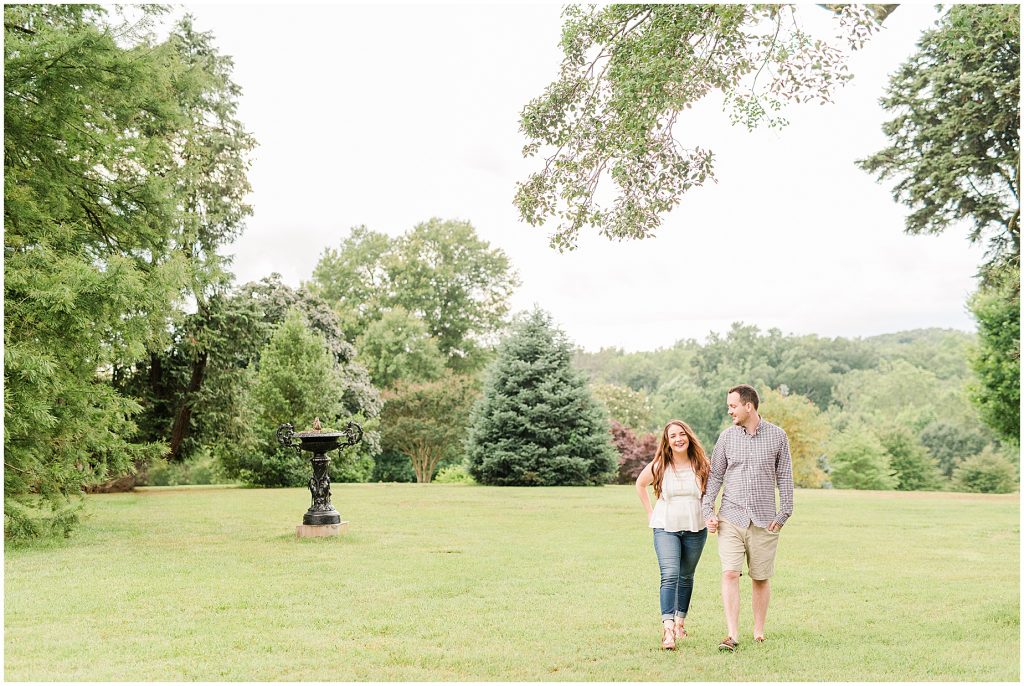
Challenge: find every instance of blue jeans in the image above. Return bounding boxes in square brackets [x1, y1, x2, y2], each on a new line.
[652, 528, 707, 621]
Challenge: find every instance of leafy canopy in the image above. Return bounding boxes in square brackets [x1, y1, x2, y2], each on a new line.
[858, 4, 1020, 276]
[356, 307, 446, 390]
[381, 374, 480, 483]
[759, 387, 828, 489]
[310, 219, 520, 372]
[967, 265, 1020, 445]
[3, 5, 253, 537]
[515, 4, 886, 249]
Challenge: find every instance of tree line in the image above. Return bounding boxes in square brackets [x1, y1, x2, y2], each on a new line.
[575, 325, 1018, 494]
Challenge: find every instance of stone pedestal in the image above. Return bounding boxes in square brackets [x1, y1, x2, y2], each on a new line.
[296, 521, 349, 538]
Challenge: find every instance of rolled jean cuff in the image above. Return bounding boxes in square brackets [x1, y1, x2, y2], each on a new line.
[661, 613, 675, 622]
[675, 611, 687, 620]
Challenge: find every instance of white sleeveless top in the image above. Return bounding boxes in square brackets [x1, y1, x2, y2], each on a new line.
[649, 466, 705, 533]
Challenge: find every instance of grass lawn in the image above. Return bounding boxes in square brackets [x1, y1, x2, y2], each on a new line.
[4, 484, 1019, 681]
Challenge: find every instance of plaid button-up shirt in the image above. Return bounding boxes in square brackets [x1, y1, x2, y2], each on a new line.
[701, 418, 794, 529]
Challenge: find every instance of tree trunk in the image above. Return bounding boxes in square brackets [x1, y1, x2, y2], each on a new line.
[167, 350, 208, 461]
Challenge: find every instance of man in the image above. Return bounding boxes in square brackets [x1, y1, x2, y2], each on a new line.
[702, 384, 794, 652]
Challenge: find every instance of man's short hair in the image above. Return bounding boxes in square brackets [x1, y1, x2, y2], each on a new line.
[728, 384, 759, 410]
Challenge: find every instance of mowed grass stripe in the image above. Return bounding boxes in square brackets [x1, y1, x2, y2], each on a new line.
[5, 485, 1019, 681]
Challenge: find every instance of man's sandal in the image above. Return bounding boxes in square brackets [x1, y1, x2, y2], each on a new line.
[718, 636, 738, 652]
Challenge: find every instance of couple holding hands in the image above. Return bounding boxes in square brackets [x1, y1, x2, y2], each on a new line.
[636, 384, 795, 651]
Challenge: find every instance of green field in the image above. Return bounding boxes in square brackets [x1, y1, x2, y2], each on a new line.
[4, 485, 1019, 681]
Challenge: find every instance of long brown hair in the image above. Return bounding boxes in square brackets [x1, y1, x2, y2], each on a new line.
[651, 419, 710, 499]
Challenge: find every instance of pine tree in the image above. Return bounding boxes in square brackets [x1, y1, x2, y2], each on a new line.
[466, 309, 616, 486]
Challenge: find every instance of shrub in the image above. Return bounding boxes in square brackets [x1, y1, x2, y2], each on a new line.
[879, 427, 943, 491]
[828, 428, 897, 490]
[331, 444, 376, 483]
[142, 450, 228, 487]
[610, 421, 657, 484]
[238, 448, 309, 488]
[952, 447, 1019, 493]
[372, 449, 416, 482]
[434, 464, 476, 484]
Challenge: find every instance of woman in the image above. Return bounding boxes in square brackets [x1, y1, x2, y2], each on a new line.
[635, 419, 711, 650]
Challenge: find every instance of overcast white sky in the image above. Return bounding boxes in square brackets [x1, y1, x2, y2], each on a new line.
[181, 2, 983, 352]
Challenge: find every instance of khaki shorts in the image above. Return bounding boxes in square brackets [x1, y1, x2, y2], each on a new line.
[718, 519, 780, 580]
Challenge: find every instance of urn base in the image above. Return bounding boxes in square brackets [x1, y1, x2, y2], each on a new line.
[303, 509, 341, 525]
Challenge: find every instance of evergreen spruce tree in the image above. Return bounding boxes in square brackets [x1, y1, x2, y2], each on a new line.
[466, 309, 616, 486]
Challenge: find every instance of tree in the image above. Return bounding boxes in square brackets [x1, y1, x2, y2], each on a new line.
[759, 388, 828, 489]
[356, 307, 446, 389]
[693, 323, 787, 391]
[858, 6, 1020, 446]
[967, 265, 1020, 445]
[650, 376, 722, 449]
[118, 274, 381, 478]
[919, 420, 993, 478]
[380, 374, 480, 483]
[590, 383, 654, 434]
[867, 329, 972, 380]
[466, 309, 617, 486]
[390, 219, 520, 370]
[514, 4, 888, 248]
[831, 360, 949, 431]
[238, 309, 377, 487]
[117, 288, 268, 483]
[310, 219, 520, 371]
[138, 16, 257, 465]
[610, 420, 658, 485]
[3, 6, 253, 537]
[952, 447, 1019, 494]
[878, 427, 942, 491]
[858, 5, 1020, 277]
[828, 428, 896, 490]
[776, 333, 881, 410]
[307, 226, 393, 342]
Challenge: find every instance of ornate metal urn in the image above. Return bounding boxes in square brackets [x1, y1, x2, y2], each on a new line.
[277, 417, 363, 527]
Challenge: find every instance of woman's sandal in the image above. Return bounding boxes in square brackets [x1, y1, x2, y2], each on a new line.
[661, 627, 677, 650]
[674, 624, 688, 640]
